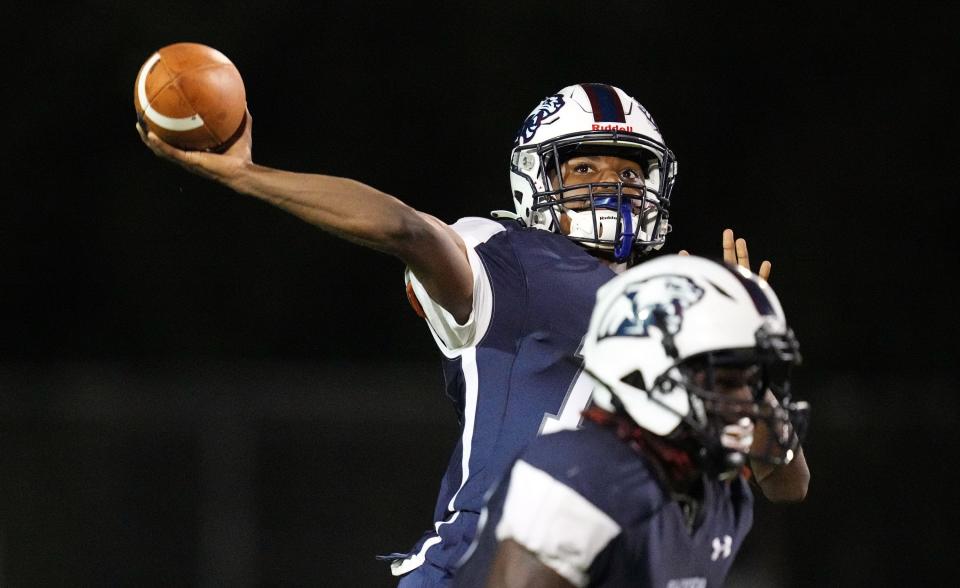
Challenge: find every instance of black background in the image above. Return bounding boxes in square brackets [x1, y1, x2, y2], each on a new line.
[2, 1, 957, 586]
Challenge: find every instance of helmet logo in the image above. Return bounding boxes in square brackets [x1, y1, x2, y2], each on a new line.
[596, 275, 705, 342]
[591, 123, 633, 132]
[514, 94, 565, 146]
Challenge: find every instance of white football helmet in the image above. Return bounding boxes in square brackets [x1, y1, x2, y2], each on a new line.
[582, 255, 808, 471]
[509, 83, 678, 264]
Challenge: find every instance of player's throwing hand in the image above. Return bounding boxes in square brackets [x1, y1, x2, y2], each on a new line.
[135, 107, 254, 183]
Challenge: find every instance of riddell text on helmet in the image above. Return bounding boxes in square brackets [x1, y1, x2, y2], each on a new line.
[592, 124, 634, 132]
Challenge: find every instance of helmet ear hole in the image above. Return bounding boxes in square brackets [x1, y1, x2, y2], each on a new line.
[620, 369, 647, 391]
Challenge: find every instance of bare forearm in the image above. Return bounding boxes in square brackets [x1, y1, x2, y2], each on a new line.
[752, 446, 809, 503]
[228, 163, 417, 254]
[138, 121, 473, 319]
[223, 162, 473, 320]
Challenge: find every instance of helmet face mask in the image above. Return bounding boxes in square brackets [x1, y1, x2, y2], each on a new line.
[510, 85, 678, 264]
[582, 256, 810, 476]
[669, 346, 808, 474]
[537, 139, 669, 262]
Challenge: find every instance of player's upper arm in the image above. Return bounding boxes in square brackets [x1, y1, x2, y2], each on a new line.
[405, 217, 504, 351]
[485, 540, 576, 588]
[394, 211, 474, 324]
[494, 460, 621, 588]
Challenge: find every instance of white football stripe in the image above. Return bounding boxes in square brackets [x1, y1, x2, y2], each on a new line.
[136, 52, 205, 131]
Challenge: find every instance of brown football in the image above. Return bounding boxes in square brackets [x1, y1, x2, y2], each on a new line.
[134, 42, 246, 152]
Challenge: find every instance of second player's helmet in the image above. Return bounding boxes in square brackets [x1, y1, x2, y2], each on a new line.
[509, 83, 678, 264]
[581, 255, 809, 474]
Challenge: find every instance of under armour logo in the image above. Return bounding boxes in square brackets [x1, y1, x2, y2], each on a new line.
[711, 535, 732, 561]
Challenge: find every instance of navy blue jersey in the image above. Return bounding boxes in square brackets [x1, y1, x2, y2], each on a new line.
[385, 218, 616, 578]
[454, 422, 754, 587]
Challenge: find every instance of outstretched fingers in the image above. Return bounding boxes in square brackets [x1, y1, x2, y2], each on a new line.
[735, 236, 750, 271]
[135, 122, 233, 181]
[723, 228, 773, 281]
[722, 229, 737, 265]
[136, 123, 192, 163]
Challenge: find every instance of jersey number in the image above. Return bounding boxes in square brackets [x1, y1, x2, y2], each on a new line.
[539, 344, 593, 435]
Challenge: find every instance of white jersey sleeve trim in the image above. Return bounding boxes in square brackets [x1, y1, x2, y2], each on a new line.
[405, 217, 504, 356]
[495, 459, 621, 588]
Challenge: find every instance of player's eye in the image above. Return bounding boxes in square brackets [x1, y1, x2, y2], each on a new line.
[573, 163, 591, 174]
[620, 168, 643, 181]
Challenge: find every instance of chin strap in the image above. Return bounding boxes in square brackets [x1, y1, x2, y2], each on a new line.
[490, 209, 523, 222]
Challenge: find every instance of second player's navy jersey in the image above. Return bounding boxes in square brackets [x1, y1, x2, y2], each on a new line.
[385, 218, 616, 578]
[455, 422, 755, 587]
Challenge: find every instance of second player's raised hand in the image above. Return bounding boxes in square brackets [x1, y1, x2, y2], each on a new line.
[678, 229, 772, 281]
[722, 228, 771, 281]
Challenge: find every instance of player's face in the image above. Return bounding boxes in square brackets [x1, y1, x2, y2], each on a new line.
[711, 366, 758, 398]
[694, 365, 761, 425]
[557, 155, 646, 208]
[548, 154, 652, 237]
